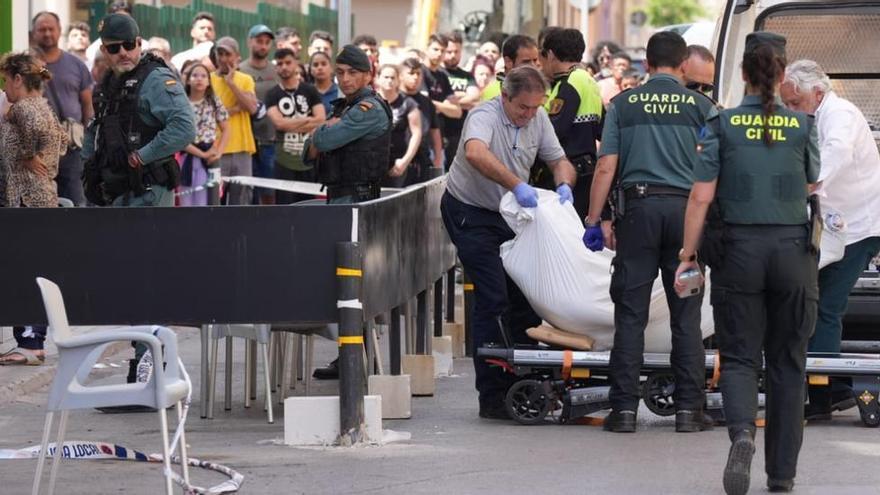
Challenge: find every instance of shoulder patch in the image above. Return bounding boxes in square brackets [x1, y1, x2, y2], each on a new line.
[164, 79, 177, 86]
[548, 98, 564, 115]
[358, 101, 374, 112]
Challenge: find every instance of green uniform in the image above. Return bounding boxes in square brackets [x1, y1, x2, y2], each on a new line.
[695, 95, 820, 223]
[304, 87, 391, 203]
[83, 54, 195, 206]
[695, 95, 820, 482]
[602, 73, 716, 417]
[600, 73, 716, 190]
[480, 76, 503, 101]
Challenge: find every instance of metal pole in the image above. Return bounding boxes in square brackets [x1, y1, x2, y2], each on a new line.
[390, 307, 401, 375]
[580, 0, 591, 55]
[433, 278, 443, 337]
[336, 242, 365, 446]
[337, 0, 352, 47]
[416, 290, 427, 354]
[207, 167, 221, 206]
[200, 324, 209, 418]
[463, 271, 474, 357]
[445, 267, 455, 322]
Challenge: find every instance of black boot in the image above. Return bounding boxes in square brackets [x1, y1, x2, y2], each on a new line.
[312, 358, 339, 380]
[676, 409, 714, 432]
[723, 430, 755, 495]
[804, 385, 832, 420]
[603, 410, 637, 433]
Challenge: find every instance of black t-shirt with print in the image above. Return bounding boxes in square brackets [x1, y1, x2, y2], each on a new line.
[264, 82, 323, 171]
[442, 65, 475, 138]
[387, 92, 419, 162]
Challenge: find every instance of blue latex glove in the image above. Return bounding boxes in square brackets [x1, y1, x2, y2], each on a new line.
[512, 182, 538, 208]
[583, 224, 604, 251]
[556, 183, 573, 204]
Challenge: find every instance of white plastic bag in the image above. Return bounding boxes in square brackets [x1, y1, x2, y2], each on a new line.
[818, 207, 846, 269]
[499, 189, 714, 352]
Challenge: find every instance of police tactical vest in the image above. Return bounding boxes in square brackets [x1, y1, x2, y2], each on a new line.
[316, 90, 392, 186]
[713, 105, 813, 225]
[91, 53, 178, 200]
[93, 53, 167, 154]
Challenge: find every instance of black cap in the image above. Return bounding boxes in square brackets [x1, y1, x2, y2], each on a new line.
[335, 44, 371, 72]
[745, 31, 786, 59]
[98, 13, 139, 42]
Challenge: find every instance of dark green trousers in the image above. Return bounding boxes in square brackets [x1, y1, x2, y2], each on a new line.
[712, 224, 817, 481]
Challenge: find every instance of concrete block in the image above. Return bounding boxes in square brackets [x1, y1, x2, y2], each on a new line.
[455, 293, 464, 311]
[283, 395, 383, 445]
[454, 306, 465, 324]
[432, 336, 454, 377]
[443, 322, 465, 358]
[402, 354, 435, 396]
[368, 375, 412, 419]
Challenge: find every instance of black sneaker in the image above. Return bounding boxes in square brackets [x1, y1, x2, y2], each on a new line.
[479, 402, 511, 420]
[312, 358, 339, 380]
[830, 391, 857, 412]
[767, 478, 794, 492]
[603, 410, 637, 433]
[676, 410, 714, 432]
[723, 430, 755, 495]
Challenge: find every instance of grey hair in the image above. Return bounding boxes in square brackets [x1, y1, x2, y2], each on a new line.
[502, 65, 548, 99]
[784, 59, 832, 94]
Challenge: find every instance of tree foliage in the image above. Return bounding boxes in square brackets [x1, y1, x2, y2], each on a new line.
[646, 0, 705, 27]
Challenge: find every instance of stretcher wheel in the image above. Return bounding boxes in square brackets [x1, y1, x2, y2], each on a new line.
[506, 379, 553, 425]
[861, 410, 880, 428]
[642, 372, 676, 417]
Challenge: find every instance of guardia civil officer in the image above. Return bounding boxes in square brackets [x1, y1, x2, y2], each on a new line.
[675, 33, 819, 495]
[584, 31, 716, 433]
[534, 28, 604, 219]
[304, 45, 391, 204]
[82, 14, 196, 206]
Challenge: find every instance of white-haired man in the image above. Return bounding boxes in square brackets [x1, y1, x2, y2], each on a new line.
[781, 59, 880, 420]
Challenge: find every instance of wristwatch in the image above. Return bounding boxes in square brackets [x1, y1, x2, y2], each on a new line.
[678, 248, 697, 262]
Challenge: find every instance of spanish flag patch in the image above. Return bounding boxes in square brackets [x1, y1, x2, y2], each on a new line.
[165, 79, 177, 86]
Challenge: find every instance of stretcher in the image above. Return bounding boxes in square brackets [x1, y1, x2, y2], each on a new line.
[477, 339, 880, 428]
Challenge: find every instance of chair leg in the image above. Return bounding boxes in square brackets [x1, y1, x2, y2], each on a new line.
[158, 407, 174, 495]
[177, 401, 190, 484]
[305, 334, 314, 396]
[200, 324, 210, 418]
[295, 334, 304, 382]
[224, 336, 233, 411]
[249, 340, 258, 401]
[244, 340, 252, 409]
[47, 410, 69, 495]
[279, 334, 293, 404]
[290, 334, 300, 389]
[32, 411, 54, 495]
[261, 343, 274, 424]
[208, 336, 219, 419]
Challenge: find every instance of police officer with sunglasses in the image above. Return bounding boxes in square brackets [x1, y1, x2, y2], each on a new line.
[82, 13, 195, 207]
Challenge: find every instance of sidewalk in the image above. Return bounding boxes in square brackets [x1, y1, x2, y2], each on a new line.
[1, 325, 878, 494]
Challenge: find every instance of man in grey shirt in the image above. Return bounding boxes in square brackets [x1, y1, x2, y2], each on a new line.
[441, 65, 576, 420]
[240, 24, 278, 204]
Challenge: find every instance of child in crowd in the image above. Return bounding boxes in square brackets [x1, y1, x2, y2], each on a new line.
[178, 63, 229, 206]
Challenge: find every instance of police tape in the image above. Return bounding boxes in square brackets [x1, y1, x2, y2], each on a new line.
[0, 441, 244, 494]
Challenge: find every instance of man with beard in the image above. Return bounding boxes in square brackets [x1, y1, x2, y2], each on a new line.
[31, 11, 93, 206]
[442, 32, 479, 170]
[240, 25, 279, 204]
[423, 33, 462, 168]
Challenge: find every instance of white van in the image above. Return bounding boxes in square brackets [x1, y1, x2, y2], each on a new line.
[712, 0, 879, 142]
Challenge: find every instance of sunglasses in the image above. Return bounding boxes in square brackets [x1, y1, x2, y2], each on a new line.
[105, 40, 138, 54]
[686, 81, 715, 94]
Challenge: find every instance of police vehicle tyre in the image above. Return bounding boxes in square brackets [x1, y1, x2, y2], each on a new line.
[506, 379, 554, 425]
[641, 372, 677, 417]
[860, 407, 880, 428]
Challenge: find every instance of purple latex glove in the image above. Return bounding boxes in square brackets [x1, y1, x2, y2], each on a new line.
[512, 182, 538, 208]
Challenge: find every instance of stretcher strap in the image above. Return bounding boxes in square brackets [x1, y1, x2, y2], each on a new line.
[561, 350, 573, 380]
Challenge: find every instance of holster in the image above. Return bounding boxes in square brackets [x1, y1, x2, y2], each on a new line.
[612, 186, 625, 221]
[571, 154, 596, 177]
[808, 194, 822, 255]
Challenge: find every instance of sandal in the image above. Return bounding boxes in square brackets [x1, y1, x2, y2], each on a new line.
[0, 347, 46, 366]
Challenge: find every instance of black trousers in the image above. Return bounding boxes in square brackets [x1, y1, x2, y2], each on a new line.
[608, 195, 705, 411]
[275, 166, 316, 204]
[712, 224, 817, 481]
[440, 192, 541, 405]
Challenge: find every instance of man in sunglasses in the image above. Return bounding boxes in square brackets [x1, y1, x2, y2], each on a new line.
[683, 45, 716, 100]
[82, 13, 195, 208]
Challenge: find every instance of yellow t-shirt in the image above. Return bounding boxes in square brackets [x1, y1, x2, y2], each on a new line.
[210, 71, 257, 155]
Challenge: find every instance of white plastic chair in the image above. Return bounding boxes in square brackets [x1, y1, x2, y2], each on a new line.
[32, 278, 190, 495]
[207, 324, 274, 423]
